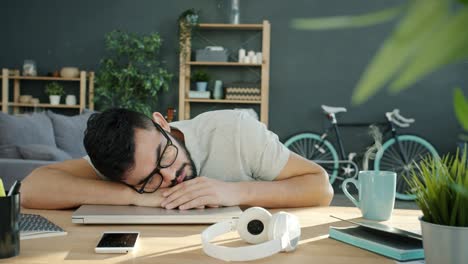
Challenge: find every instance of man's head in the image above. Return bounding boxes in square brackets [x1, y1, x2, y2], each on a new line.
[84, 108, 197, 192]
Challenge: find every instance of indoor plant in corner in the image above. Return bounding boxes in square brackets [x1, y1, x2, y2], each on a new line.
[95, 30, 172, 116]
[45, 82, 65, 105]
[192, 70, 210, 92]
[408, 146, 468, 264]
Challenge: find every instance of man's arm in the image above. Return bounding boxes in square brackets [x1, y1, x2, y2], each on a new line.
[21, 159, 163, 209]
[160, 152, 333, 209]
[239, 152, 333, 207]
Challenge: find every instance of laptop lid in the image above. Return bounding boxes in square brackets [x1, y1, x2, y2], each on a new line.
[72, 205, 243, 224]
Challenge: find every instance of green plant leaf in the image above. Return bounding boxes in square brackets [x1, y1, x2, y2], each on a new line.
[291, 6, 403, 30]
[389, 7, 468, 92]
[454, 87, 468, 131]
[351, 0, 449, 105]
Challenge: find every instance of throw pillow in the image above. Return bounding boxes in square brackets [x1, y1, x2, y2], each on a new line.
[17, 144, 72, 161]
[0, 144, 21, 159]
[0, 112, 56, 147]
[47, 109, 95, 158]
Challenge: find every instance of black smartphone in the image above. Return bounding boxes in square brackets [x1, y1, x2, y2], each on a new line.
[95, 231, 140, 254]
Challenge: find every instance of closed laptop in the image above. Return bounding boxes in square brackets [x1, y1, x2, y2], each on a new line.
[72, 205, 243, 224]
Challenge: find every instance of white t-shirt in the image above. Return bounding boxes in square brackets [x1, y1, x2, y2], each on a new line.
[84, 110, 290, 182]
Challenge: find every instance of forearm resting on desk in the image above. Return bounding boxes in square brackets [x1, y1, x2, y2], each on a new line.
[239, 173, 334, 208]
[21, 167, 162, 209]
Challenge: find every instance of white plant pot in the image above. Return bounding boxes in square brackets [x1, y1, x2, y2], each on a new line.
[65, 95, 77, 105]
[420, 216, 468, 264]
[196, 82, 208, 92]
[49, 95, 61, 105]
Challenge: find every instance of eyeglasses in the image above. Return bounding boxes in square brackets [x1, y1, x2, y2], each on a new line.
[128, 122, 178, 194]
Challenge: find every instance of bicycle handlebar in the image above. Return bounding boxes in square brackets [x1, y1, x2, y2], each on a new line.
[321, 105, 415, 128]
[386, 109, 415, 128]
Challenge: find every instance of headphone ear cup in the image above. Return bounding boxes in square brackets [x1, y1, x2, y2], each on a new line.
[237, 207, 272, 244]
[268, 212, 301, 252]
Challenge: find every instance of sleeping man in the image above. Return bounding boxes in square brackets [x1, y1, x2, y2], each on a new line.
[21, 108, 333, 210]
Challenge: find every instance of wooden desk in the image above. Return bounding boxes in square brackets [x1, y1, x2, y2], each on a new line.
[1, 206, 422, 263]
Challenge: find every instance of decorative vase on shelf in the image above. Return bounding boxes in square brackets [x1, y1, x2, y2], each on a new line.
[229, 0, 240, 24]
[213, 80, 224, 99]
[22, 60, 37, 76]
[196, 82, 208, 92]
[49, 95, 61, 105]
[60, 67, 79, 78]
[65, 95, 77, 105]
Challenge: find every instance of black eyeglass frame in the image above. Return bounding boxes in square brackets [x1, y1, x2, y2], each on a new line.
[127, 122, 178, 194]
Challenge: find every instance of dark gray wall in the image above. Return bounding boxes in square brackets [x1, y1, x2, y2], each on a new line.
[1, 0, 466, 156]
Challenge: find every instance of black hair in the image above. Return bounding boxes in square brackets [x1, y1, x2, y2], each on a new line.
[83, 108, 154, 181]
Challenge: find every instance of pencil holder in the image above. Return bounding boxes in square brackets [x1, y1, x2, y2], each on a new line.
[0, 193, 20, 258]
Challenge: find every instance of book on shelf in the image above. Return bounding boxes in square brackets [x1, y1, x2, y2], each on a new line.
[189, 91, 211, 99]
[20, 213, 67, 240]
[329, 224, 424, 261]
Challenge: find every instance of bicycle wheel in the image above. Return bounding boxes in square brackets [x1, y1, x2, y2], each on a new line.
[374, 134, 438, 200]
[284, 132, 339, 184]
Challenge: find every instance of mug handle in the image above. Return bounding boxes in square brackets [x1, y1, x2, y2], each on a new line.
[342, 178, 360, 209]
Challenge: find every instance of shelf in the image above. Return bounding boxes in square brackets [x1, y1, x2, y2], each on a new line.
[187, 62, 262, 67]
[179, 20, 270, 125]
[186, 99, 261, 104]
[198, 23, 263, 30]
[2, 68, 95, 114]
[8, 76, 81, 81]
[8, 103, 81, 109]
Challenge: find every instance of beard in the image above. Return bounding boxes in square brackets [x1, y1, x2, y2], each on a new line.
[169, 134, 198, 187]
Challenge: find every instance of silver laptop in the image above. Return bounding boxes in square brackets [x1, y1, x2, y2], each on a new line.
[72, 205, 243, 224]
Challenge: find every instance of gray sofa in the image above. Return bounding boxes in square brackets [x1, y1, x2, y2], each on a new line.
[0, 110, 93, 189]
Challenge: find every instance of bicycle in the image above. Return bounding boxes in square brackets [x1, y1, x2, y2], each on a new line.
[284, 105, 439, 200]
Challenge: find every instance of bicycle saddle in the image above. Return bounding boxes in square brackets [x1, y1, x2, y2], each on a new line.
[321, 105, 347, 114]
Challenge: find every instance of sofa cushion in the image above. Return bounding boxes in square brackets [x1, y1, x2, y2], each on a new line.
[0, 112, 56, 147]
[17, 144, 72, 161]
[0, 145, 21, 159]
[47, 110, 94, 158]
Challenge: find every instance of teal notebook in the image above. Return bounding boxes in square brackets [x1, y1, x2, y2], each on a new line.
[329, 225, 424, 261]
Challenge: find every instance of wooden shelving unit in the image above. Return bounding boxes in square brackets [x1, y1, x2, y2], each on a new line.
[198, 23, 264, 30]
[1, 68, 94, 114]
[178, 20, 271, 126]
[186, 99, 261, 104]
[8, 103, 81, 108]
[186, 62, 262, 66]
[8, 76, 81, 81]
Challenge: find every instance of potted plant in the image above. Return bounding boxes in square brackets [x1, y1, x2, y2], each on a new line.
[192, 70, 210, 92]
[95, 30, 173, 116]
[44, 82, 65, 105]
[408, 146, 468, 264]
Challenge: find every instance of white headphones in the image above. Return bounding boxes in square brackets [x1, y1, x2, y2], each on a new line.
[201, 207, 301, 261]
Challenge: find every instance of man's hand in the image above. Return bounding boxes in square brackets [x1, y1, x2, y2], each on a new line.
[160, 177, 241, 210]
[131, 188, 167, 207]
